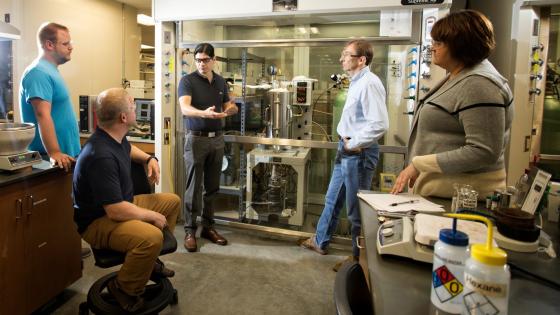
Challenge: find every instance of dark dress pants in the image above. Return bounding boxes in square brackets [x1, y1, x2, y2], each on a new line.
[183, 133, 224, 233]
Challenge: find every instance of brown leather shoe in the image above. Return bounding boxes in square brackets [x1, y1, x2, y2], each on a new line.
[201, 227, 228, 245]
[184, 232, 197, 252]
[107, 278, 145, 312]
[298, 237, 328, 255]
[332, 255, 359, 272]
[152, 258, 175, 278]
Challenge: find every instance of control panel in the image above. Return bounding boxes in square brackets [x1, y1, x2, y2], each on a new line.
[292, 80, 313, 106]
[0, 151, 42, 171]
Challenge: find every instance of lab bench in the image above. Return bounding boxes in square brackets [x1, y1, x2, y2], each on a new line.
[0, 161, 82, 315]
[358, 191, 560, 315]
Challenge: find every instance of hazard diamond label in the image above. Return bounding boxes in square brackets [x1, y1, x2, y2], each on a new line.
[432, 265, 464, 303]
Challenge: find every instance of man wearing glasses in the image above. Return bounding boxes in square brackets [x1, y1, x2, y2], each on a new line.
[20, 22, 92, 259]
[178, 43, 238, 252]
[20, 22, 79, 172]
[299, 39, 389, 271]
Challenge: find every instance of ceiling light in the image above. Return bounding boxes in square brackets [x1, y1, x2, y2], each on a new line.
[297, 27, 307, 34]
[141, 44, 154, 49]
[310, 27, 319, 34]
[137, 14, 154, 26]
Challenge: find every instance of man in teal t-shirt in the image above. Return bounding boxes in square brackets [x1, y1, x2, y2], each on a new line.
[20, 22, 80, 171]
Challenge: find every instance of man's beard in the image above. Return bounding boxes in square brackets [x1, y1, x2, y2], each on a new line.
[56, 55, 70, 65]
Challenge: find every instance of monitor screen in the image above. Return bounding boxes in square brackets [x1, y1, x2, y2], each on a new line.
[134, 98, 154, 122]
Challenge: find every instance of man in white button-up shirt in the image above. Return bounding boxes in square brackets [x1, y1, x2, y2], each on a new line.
[300, 40, 389, 271]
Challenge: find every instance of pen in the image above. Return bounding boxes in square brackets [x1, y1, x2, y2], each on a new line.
[390, 199, 420, 207]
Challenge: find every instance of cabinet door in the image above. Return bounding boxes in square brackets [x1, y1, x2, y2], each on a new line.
[25, 172, 81, 313]
[0, 186, 26, 315]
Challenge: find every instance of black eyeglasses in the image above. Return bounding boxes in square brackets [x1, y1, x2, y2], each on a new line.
[195, 58, 212, 64]
[48, 40, 73, 47]
[340, 51, 361, 58]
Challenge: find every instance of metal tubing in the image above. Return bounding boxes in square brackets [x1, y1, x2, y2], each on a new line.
[224, 135, 407, 157]
[539, 154, 560, 161]
[179, 37, 417, 49]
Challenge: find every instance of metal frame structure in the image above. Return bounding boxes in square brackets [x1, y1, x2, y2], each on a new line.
[175, 20, 415, 224]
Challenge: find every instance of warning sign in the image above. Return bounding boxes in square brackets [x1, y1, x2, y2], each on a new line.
[432, 265, 464, 302]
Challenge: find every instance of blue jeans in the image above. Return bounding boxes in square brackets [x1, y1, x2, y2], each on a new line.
[315, 141, 379, 257]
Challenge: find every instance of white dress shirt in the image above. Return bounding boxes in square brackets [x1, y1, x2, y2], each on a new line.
[336, 66, 389, 150]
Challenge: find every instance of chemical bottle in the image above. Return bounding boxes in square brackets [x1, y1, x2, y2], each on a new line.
[430, 216, 469, 314]
[447, 214, 510, 315]
[514, 169, 530, 208]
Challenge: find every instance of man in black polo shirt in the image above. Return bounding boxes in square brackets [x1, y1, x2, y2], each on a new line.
[73, 88, 180, 312]
[178, 43, 238, 252]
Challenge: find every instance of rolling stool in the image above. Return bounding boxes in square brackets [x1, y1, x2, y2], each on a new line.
[78, 228, 178, 315]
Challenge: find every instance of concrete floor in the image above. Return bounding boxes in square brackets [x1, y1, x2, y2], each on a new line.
[35, 225, 351, 315]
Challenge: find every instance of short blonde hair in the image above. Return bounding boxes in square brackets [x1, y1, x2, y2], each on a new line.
[37, 22, 68, 48]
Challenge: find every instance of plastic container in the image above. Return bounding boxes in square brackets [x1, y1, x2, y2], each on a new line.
[447, 214, 510, 315]
[430, 218, 469, 314]
[514, 169, 530, 208]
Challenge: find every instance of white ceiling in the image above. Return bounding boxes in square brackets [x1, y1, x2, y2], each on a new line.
[115, 0, 151, 11]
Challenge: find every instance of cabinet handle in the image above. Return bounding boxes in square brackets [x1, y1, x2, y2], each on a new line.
[15, 198, 23, 220]
[356, 236, 366, 249]
[33, 197, 47, 206]
[27, 195, 34, 216]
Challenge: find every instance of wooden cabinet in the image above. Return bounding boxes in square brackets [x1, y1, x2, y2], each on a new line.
[0, 170, 81, 315]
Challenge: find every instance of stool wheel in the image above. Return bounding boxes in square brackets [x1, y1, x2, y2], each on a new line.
[79, 302, 89, 315]
[86, 272, 175, 315]
[170, 289, 178, 305]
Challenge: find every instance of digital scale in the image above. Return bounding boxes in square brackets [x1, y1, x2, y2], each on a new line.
[376, 217, 434, 263]
[376, 214, 490, 263]
[0, 151, 42, 171]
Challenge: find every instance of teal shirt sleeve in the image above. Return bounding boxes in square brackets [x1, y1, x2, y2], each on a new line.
[22, 69, 54, 104]
[20, 61, 81, 157]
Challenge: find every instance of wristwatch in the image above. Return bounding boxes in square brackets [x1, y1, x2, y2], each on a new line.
[146, 155, 158, 165]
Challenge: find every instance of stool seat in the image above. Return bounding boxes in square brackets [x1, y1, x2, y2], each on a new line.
[79, 228, 178, 315]
[92, 228, 177, 268]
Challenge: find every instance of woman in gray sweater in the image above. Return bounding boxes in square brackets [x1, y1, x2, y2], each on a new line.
[391, 10, 514, 199]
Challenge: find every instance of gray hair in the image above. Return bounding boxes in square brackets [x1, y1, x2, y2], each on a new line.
[95, 88, 131, 128]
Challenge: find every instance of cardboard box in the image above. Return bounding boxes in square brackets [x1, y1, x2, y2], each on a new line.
[129, 80, 146, 89]
[126, 87, 146, 99]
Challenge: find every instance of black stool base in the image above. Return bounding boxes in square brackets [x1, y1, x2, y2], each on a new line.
[79, 271, 177, 315]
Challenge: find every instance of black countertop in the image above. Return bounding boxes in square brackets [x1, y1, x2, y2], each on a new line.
[359, 191, 560, 315]
[0, 160, 65, 188]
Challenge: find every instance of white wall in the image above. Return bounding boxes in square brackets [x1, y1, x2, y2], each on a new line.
[469, 0, 517, 83]
[154, 0, 452, 21]
[469, 1, 547, 185]
[3, 0, 141, 121]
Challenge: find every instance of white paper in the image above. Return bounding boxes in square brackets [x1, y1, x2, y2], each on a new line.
[414, 213, 492, 246]
[379, 9, 412, 37]
[358, 192, 444, 213]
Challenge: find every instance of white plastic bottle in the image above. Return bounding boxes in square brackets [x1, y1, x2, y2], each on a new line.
[430, 218, 469, 314]
[448, 214, 510, 315]
[514, 169, 530, 208]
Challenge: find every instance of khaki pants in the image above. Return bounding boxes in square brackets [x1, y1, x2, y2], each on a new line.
[82, 193, 180, 296]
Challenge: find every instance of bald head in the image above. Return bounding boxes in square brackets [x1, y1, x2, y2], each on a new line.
[95, 88, 133, 128]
